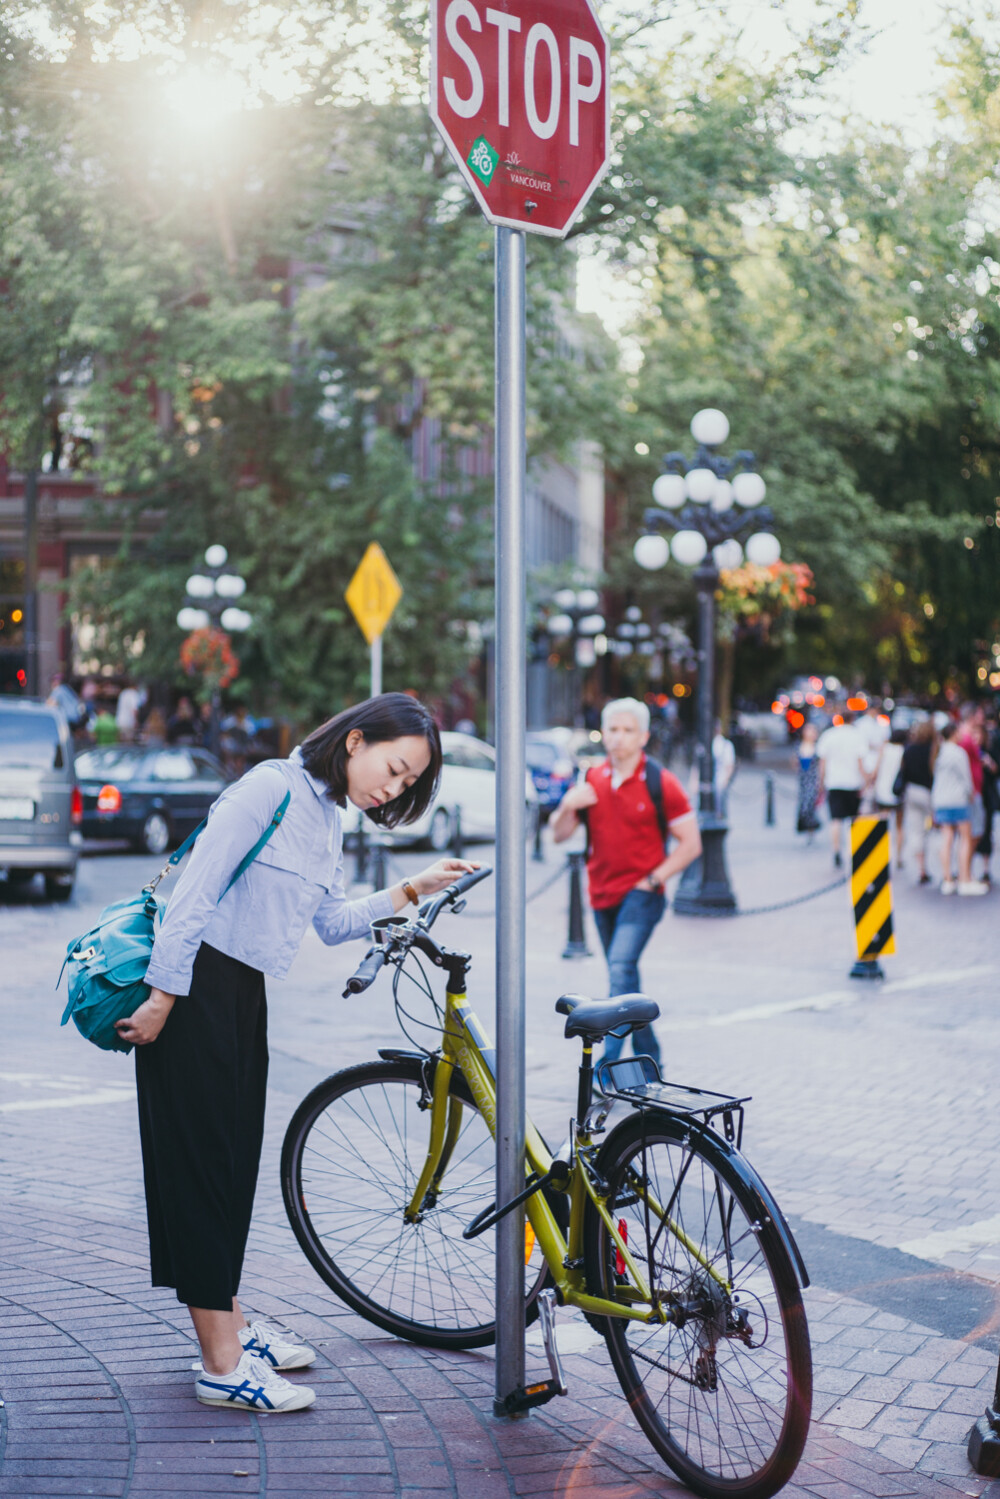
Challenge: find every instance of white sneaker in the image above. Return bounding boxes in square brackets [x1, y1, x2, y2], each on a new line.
[958, 880, 990, 897]
[941, 879, 957, 895]
[239, 1318, 316, 1371]
[195, 1351, 315, 1411]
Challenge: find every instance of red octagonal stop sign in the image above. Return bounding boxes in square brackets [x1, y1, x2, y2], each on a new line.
[430, 0, 610, 238]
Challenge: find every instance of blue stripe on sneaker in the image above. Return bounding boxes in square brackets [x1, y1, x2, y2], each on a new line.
[243, 1336, 276, 1365]
[200, 1376, 274, 1410]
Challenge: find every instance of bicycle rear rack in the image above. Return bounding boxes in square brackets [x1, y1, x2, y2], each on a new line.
[596, 1058, 750, 1148]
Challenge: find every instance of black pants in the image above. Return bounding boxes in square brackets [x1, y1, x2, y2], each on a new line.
[135, 943, 268, 1311]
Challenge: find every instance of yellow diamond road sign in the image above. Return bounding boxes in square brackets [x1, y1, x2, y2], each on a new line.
[345, 542, 403, 645]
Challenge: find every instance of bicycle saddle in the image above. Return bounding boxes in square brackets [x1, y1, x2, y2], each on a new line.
[555, 993, 660, 1040]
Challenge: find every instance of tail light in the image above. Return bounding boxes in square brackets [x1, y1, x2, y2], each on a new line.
[97, 783, 122, 813]
[70, 785, 83, 826]
[615, 1218, 628, 1277]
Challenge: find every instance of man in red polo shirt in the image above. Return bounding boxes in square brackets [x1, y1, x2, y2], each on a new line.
[551, 698, 701, 1067]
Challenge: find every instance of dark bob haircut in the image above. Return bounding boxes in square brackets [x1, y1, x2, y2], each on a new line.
[299, 693, 442, 828]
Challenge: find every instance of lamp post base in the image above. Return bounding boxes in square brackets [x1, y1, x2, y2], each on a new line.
[673, 815, 737, 916]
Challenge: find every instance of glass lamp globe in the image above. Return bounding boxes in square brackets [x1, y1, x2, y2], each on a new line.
[671, 530, 709, 566]
[576, 588, 600, 611]
[713, 538, 744, 569]
[221, 607, 253, 632]
[635, 622, 651, 638]
[215, 573, 247, 599]
[710, 479, 733, 513]
[745, 532, 782, 566]
[577, 613, 605, 636]
[652, 473, 687, 509]
[185, 574, 214, 599]
[204, 544, 229, 569]
[617, 623, 637, 639]
[553, 588, 577, 611]
[732, 471, 766, 507]
[634, 533, 670, 570]
[177, 606, 210, 631]
[684, 467, 718, 504]
[690, 408, 730, 446]
[625, 604, 642, 622]
[547, 612, 573, 635]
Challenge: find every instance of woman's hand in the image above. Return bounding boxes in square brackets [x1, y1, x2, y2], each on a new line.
[411, 858, 480, 896]
[114, 988, 176, 1047]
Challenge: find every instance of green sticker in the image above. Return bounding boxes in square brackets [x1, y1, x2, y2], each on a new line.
[467, 136, 498, 185]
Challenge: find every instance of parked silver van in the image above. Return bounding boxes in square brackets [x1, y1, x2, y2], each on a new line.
[0, 700, 82, 901]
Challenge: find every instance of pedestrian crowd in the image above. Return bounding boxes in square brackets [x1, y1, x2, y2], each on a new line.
[797, 699, 996, 896]
[46, 674, 265, 777]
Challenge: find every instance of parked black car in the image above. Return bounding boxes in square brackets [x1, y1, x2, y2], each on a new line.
[75, 746, 229, 854]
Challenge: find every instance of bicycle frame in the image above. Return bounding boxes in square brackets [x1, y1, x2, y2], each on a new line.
[402, 983, 706, 1325]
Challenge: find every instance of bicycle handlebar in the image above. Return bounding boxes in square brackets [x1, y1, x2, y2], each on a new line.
[342, 945, 387, 997]
[343, 866, 494, 996]
[419, 864, 493, 927]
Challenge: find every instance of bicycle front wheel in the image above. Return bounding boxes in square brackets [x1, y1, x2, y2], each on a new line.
[584, 1111, 811, 1499]
[281, 1058, 553, 1349]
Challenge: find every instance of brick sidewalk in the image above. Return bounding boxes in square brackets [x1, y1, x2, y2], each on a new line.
[3, 762, 1000, 1496]
[2, 1193, 996, 1499]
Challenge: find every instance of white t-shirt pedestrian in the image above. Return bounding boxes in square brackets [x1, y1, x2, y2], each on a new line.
[115, 686, 142, 739]
[712, 733, 736, 795]
[856, 712, 890, 776]
[817, 723, 864, 791]
[874, 742, 903, 806]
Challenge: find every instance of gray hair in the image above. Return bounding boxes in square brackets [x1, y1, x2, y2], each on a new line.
[601, 697, 650, 733]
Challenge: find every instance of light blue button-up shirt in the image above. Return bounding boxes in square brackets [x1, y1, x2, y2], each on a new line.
[144, 749, 394, 996]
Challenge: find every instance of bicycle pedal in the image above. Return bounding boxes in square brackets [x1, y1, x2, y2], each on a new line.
[498, 1378, 563, 1415]
[537, 1288, 568, 1397]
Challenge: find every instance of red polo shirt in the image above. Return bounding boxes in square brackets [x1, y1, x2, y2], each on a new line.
[585, 754, 693, 909]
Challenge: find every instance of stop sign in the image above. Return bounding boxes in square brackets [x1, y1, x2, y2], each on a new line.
[430, 0, 610, 238]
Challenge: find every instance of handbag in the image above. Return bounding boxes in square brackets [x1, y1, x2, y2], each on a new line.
[58, 790, 290, 1055]
[892, 766, 906, 800]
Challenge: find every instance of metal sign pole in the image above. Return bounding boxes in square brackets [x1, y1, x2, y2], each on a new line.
[371, 634, 383, 698]
[493, 224, 527, 1416]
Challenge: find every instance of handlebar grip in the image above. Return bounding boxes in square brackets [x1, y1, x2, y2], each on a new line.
[452, 865, 493, 895]
[343, 946, 387, 997]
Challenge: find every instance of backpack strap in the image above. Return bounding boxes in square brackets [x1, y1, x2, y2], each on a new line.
[644, 756, 668, 848]
[144, 789, 291, 897]
[222, 790, 291, 894]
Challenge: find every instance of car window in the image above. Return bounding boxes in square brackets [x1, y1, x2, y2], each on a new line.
[0, 709, 64, 770]
[462, 746, 495, 773]
[442, 746, 467, 769]
[150, 751, 196, 782]
[191, 751, 224, 778]
[525, 740, 558, 770]
[75, 748, 147, 781]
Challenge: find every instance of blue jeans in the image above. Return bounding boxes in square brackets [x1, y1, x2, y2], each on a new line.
[592, 888, 666, 1068]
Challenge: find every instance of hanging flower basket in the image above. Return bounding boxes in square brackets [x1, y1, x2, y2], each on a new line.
[179, 627, 240, 693]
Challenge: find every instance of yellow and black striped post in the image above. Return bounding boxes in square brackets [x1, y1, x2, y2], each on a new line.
[849, 816, 895, 979]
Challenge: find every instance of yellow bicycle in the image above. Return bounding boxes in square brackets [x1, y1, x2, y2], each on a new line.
[281, 868, 812, 1499]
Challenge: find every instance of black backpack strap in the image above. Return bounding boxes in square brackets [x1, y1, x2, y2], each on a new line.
[645, 756, 668, 848]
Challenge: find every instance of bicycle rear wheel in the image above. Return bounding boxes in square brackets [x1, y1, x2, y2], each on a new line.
[584, 1110, 811, 1499]
[281, 1058, 554, 1349]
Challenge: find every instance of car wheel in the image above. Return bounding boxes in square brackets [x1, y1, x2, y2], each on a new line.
[140, 811, 171, 856]
[8, 869, 35, 886]
[44, 872, 74, 903]
[428, 807, 453, 852]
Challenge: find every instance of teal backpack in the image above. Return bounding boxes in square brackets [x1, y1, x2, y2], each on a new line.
[59, 791, 290, 1054]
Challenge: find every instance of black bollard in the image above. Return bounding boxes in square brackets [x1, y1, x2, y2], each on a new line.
[450, 805, 464, 860]
[532, 804, 544, 862]
[764, 773, 775, 826]
[968, 1358, 1000, 1475]
[355, 813, 369, 884]
[562, 851, 590, 959]
[370, 839, 389, 893]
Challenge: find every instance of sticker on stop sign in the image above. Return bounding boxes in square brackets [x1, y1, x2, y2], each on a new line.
[430, 0, 610, 238]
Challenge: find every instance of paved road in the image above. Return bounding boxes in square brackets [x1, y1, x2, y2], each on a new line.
[2, 765, 999, 1497]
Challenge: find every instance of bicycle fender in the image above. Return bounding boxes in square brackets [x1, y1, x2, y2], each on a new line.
[706, 1131, 810, 1290]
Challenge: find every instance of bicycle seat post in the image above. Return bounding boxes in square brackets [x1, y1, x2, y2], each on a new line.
[576, 1040, 595, 1127]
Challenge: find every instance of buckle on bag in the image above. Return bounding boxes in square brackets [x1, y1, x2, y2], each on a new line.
[74, 946, 97, 962]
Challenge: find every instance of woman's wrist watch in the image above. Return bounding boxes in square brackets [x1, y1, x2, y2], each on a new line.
[401, 879, 420, 906]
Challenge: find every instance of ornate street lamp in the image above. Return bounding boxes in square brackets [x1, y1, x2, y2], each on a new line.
[544, 586, 606, 727]
[176, 544, 252, 757]
[634, 408, 780, 915]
